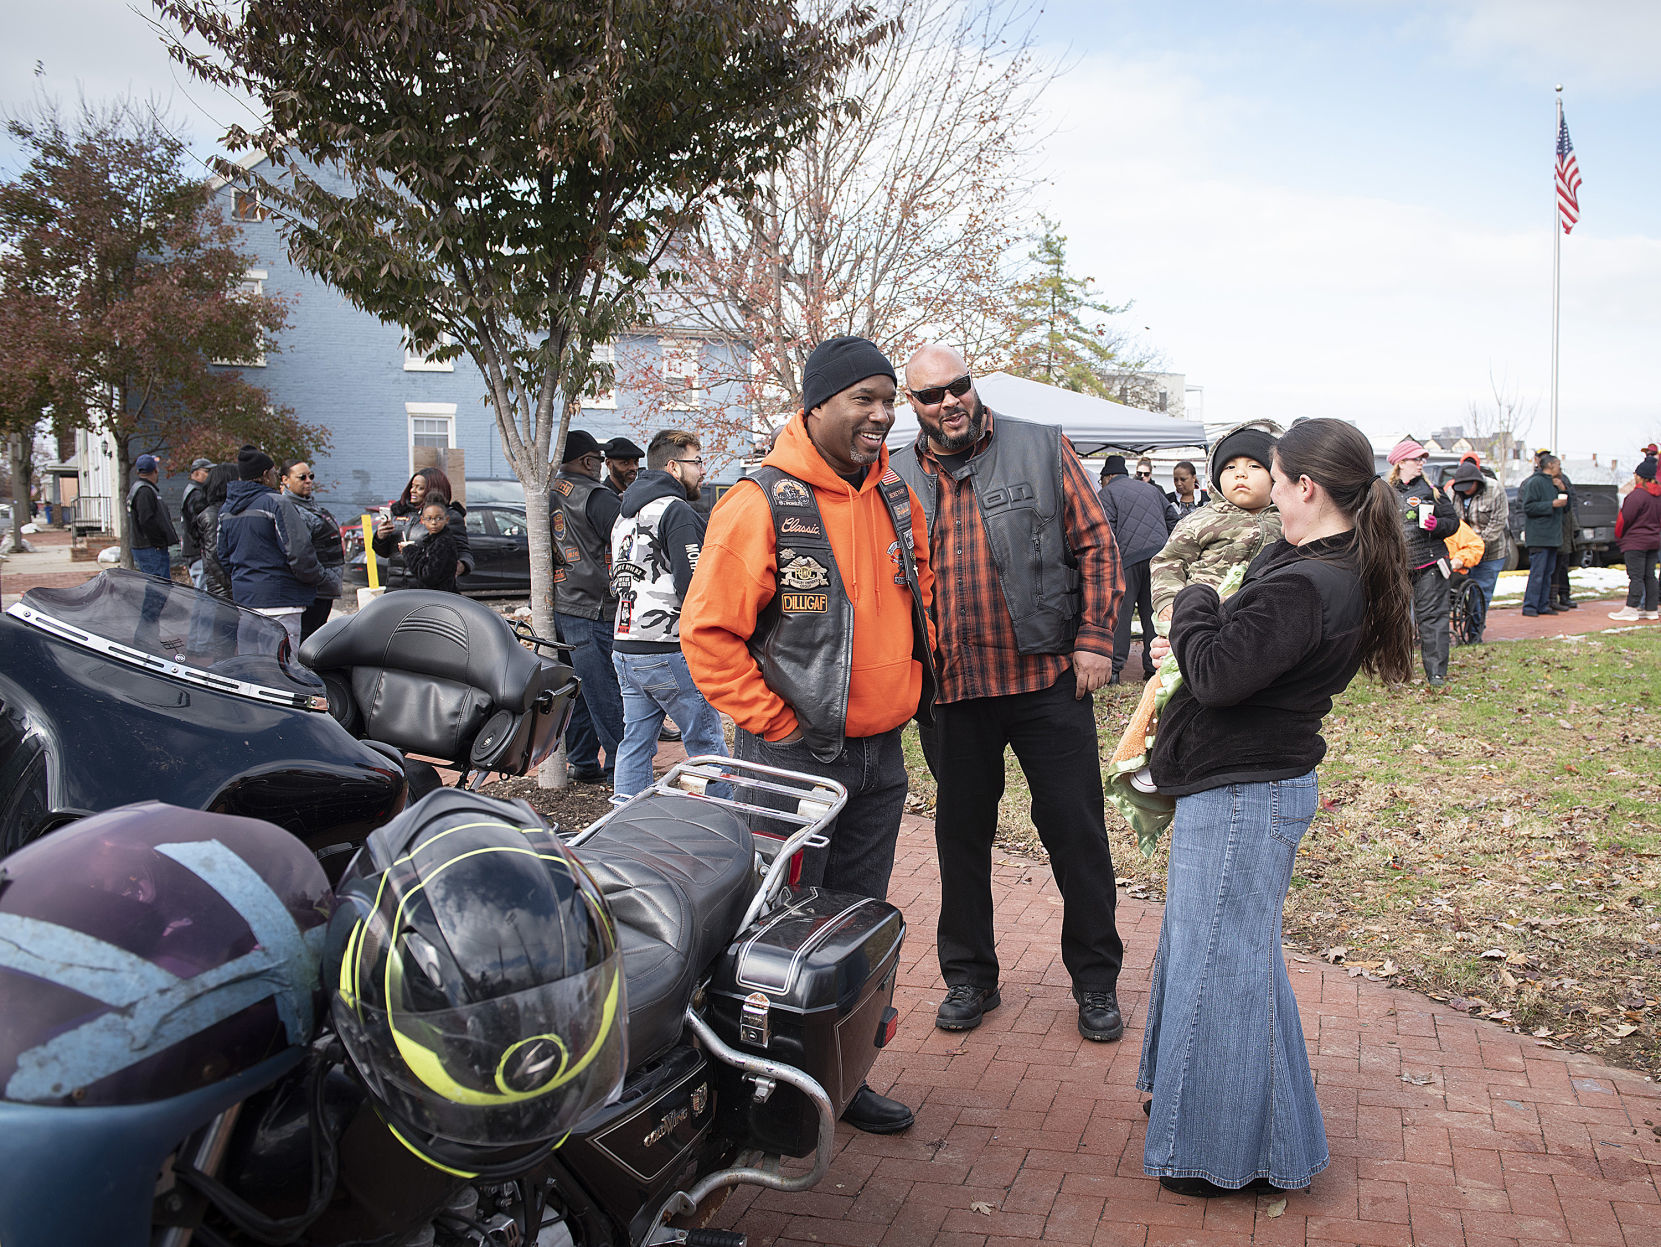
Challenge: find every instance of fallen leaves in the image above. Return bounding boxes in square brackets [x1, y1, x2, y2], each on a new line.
[1264, 1197, 1288, 1218]
[968, 1201, 994, 1216]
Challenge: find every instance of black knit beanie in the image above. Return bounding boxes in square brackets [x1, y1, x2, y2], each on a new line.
[1211, 428, 1276, 484]
[1638, 455, 1658, 482]
[1100, 454, 1128, 479]
[801, 336, 895, 415]
[237, 445, 275, 481]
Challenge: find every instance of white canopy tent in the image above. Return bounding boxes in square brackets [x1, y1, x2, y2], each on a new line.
[884, 371, 1208, 456]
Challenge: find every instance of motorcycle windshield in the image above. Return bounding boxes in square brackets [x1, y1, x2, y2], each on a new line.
[8, 570, 324, 706]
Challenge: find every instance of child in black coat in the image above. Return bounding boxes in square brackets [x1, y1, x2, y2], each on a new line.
[402, 497, 463, 593]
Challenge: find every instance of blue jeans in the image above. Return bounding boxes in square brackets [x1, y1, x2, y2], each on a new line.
[611, 649, 727, 797]
[556, 613, 625, 770]
[132, 547, 170, 579]
[1138, 772, 1327, 1190]
[1466, 555, 1503, 631]
[733, 727, 907, 901]
[1523, 547, 1558, 613]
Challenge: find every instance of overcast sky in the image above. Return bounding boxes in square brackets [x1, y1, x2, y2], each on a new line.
[7, 1, 1659, 463]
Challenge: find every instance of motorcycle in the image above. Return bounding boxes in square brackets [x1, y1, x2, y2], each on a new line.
[0, 573, 906, 1246]
[0, 573, 577, 866]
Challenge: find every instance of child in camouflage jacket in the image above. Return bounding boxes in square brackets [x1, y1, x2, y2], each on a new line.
[1110, 422, 1283, 853]
[1150, 422, 1284, 624]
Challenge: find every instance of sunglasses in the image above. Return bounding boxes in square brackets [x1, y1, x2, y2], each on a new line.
[1136, 471, 1153, 479]
[291, 472, 315, 481]
[908, 375, 973, 406]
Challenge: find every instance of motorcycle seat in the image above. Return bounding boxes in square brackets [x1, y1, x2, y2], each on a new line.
[573, 794, 756, 1065]
[298, 591, 568, 765]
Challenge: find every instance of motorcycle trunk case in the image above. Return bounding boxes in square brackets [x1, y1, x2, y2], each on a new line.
[708, 888, 904, 1157]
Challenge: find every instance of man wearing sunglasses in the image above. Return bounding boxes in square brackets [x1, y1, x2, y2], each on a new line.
[892, 344, 1127, 1046]
[683, 335, 936, 1136]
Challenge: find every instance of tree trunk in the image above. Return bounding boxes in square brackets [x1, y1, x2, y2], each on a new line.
[115, 432, 134, 570]
[521, 454, 571, 791]
[5, 434, 27, 555]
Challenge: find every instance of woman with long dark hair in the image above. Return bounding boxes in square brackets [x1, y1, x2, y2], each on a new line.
[1139, 418, 1412, 1197]
[371, 466, 473, 585]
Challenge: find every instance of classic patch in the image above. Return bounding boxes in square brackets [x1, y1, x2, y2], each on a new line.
[554, 479, 574, 496]
[779, 555, 830, 591]
[552, 510, 567, 538]
[781, 592, 828, 613]
[780, 515, 822, 538]
[563, 545, 583, 564]
[770, 478, 812, 507]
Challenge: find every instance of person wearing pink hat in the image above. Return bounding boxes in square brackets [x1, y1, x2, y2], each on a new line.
[1386, 438, 1458, 685]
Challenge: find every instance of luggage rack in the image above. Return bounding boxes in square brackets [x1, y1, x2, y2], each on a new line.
[569, 756, 847, 932]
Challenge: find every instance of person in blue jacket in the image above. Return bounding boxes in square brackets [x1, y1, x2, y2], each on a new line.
[217, 445, 339, 649]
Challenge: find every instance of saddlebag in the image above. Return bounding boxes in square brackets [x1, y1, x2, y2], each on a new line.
[707, 888, 904, 1157]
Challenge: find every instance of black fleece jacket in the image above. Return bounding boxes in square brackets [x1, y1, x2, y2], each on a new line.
[1149, 532, 1366, 796]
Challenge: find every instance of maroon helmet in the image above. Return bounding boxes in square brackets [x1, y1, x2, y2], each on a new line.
[0, 802, 331, 1108]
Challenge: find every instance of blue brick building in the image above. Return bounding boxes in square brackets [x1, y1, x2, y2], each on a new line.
[204, 153, 754, 518]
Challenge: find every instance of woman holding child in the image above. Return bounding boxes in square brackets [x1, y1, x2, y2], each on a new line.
[372, 467, 474, 589]
[1139, 418, 1413, 1197]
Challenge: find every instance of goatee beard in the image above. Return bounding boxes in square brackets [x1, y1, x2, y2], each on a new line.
[935, 402, 984, 454]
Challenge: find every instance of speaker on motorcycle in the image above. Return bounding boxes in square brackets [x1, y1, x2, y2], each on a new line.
[326, 790, 626, 1179]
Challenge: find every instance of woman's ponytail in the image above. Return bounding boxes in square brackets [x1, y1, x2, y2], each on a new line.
[1274, 420, 1414, 683]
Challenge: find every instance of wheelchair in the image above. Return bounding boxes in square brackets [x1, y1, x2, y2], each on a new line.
[1449, 573, 1483, 645]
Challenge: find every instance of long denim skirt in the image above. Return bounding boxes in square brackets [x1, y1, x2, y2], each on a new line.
[1137, 770, 1328, 1190]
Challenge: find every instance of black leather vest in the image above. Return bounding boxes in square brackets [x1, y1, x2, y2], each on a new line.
[747, 466, 935, 763]
[551, 472, 614, 620]
[891, 414, 1082, 655]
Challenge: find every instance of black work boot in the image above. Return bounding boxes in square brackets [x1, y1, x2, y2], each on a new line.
[935, 984, 1001, 1031]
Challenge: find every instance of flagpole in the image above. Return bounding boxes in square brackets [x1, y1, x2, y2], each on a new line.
[1550, 86, 1562, 455]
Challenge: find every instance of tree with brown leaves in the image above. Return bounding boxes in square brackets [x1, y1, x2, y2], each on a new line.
[0, 99, 306, 566]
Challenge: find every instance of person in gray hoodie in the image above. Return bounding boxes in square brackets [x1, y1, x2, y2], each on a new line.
[608, 429, 728, 796]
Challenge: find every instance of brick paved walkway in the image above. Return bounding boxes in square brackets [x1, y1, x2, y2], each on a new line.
[712, 815, 1661, 1246]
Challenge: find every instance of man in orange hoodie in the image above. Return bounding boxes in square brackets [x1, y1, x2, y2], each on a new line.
[682, 335, 935, 1135]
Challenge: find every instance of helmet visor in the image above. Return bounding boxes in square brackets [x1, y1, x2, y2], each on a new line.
[334, 953, 626, 1148]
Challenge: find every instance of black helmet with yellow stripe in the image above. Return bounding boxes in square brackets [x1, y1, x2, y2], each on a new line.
[327, 790, 625, 1177]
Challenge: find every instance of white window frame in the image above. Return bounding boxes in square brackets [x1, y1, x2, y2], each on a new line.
[404, 331, 455, 372]
[212, 269, 268, 367]
[661, 338, 701, 410]
[406, 402, 457, 472]
[581, 340, 618, 410]
[231, 188, 268, 222]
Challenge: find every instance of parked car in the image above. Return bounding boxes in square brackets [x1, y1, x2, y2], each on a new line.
[345, 502, 534, 596]
[1502, 483, 1620, 570]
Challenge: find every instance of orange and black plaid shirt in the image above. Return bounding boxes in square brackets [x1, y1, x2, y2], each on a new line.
[907, 410, 1122, 704]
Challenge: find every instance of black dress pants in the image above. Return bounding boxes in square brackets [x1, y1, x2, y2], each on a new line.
[926, 673, 1123, 992]
[1112, 559, 1155, 677]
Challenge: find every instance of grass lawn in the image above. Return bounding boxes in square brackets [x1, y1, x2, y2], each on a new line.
[902, 626, 1661, 1079]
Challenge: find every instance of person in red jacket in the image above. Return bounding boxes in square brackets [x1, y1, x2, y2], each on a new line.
[1609, 454, 1661, 621]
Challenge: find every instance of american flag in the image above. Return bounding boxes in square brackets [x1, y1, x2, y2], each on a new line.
[1555, 114, 1582, 234]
